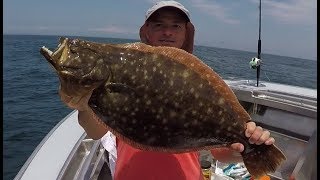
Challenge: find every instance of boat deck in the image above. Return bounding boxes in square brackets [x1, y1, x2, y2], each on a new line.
[14, 80, 317, 180]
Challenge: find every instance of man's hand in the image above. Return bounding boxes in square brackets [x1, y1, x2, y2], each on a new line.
[139, 21, 195, 53]
[230, 121, 275, 152]
[58, 86, 92, 112]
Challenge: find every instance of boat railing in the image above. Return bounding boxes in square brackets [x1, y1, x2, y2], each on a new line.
[58, 135, 108, 180]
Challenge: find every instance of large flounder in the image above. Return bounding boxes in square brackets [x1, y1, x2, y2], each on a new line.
[40, 37, 285, 178]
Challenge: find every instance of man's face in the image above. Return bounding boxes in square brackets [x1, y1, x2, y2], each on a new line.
[145, 8, 187, 49]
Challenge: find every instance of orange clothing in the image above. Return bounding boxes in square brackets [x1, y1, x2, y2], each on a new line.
[114, 138, 203, 180]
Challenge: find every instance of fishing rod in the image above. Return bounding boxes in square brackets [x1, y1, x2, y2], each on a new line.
[249, 0, 262, 87]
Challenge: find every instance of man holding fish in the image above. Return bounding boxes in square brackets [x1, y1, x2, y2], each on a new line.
[59, 1, 276, 179]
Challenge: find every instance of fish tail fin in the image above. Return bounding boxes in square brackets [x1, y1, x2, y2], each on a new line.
[242, 144, 286, 178]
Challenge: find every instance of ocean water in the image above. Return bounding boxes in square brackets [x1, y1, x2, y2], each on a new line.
[3, 35, 317, 180]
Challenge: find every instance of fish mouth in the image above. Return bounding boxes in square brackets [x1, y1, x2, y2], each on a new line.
[40, 37, 69, 70]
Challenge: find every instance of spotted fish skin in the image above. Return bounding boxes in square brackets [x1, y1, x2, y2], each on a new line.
[40, 37, 286, 178]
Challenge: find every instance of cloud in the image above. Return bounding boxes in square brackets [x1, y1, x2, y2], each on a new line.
[88, 25, 137, 34]
[251, 0, 316, 25]
[190, 0, 240, 24]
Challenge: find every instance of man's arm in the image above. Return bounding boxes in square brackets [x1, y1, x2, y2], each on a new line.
[59, 88, 108, 140]
[78, 110, 108, 140]
[210, 122, 275, 163]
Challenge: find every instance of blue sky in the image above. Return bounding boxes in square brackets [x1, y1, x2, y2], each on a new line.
[4, 0, 317, 60]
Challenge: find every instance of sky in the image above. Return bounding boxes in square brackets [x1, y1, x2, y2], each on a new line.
[4, 0, 317, 60]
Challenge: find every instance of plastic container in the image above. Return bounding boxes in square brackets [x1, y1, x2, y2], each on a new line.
[201, 160, 212, 180]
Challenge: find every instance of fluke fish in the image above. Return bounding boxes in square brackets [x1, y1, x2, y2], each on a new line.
[40, 37, 286, 178]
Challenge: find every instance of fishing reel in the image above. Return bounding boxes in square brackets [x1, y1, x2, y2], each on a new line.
[249, 57, 262, 69]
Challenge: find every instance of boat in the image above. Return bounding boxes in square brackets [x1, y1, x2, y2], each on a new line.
[13, 1, 316, 179]
[13, 78, 317, 180]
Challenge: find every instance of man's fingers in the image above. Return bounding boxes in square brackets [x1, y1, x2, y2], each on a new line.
[256, 130, 271, 145]
[265, 137, 275, 145]
[230, 143, 244, 152]
[245, 121, 256, 137]
[248, 126, 263, 144]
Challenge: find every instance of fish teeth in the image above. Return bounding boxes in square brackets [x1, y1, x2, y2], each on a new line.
[52, 39, 67, 58]
[41, 46, 53, 56]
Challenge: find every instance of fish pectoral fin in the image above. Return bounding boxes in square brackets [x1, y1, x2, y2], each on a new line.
[105, 83, 136, 95]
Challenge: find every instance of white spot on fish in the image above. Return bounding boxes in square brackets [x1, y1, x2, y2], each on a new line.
[153, 67, 157, 72]
[152, 54, 158, 61]
[190, 88, 195, 93]
[182, 70, 190, 78]
[190, 63, 194, 67]
[220, 117, 225, 124]
[218, 98, 225, 105]
[146, 100, 151, 105]
[98, 59, 103, 64]
[157, 62, 161, 67]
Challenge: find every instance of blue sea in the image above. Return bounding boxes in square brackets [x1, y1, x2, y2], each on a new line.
[3, 34, 317, 180]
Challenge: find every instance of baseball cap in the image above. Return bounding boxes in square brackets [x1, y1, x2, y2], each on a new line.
[145, 1, 190, 22]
